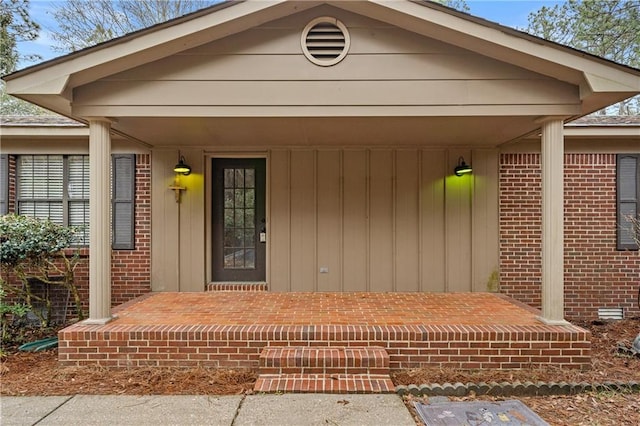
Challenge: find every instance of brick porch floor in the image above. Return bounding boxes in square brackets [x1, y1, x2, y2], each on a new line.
[59, 292, 591, 379]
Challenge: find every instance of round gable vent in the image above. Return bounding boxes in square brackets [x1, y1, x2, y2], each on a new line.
[301, 17, 350, 66]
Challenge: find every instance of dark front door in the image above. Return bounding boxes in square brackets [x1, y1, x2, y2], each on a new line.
[212, 158, 266, 282]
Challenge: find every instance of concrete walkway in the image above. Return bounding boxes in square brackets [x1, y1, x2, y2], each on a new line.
[1, 394, 416, 426]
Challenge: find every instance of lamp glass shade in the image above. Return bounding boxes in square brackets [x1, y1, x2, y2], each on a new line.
[174, 157, 191, 175]
[454, 161, 472, 176]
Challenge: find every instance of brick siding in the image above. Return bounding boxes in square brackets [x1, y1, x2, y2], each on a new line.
[500, 153, 640, 320]
[111, 154, 151, 304]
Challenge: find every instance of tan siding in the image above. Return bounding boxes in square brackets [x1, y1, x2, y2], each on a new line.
[269, 150, 291, 291]
[420, 150, 446, 292]
[341, 150, 368, 291]
[369, 150, 394, 292]
[182, 11, 458, 55]
[110, 54, 548, 82]
[151, 150, 180, 291]
[75, 80, 578, 108]
[289, 150, 317, 291]
[264, 147, 496, 293]
[316, 150, 342, 291]
[79, 6, 579, 116]
[395, 150, 420, 291]
[472, 149, 499, 292]
[151, 146, 497, 294]
[178, 148, 206, 292]
[445, 149, 473, 292]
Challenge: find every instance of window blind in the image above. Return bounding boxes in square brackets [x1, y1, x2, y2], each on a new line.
[17, 155, 64, 224]
[0, 155, 8, 215]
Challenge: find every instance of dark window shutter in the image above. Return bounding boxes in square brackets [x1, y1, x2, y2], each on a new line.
[0, 155, 7, 214]
[617, 154, 639, 250]
[112, 154, 135, 249]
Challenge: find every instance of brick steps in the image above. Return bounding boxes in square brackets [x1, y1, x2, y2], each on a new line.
[259, 346, 390, 375]
[254, 373, 395, 393]
[255, 346, 393, 393]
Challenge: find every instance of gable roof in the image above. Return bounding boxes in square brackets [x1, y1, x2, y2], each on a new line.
[3, 0, 639, 132]
[7, 1, 639, 80]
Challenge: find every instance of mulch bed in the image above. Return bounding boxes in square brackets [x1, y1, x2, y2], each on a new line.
[395, 318, 640, 426]
[1, 317, 258, 396]
[0, 351, 256, 396]
[392, 317, 640, 386]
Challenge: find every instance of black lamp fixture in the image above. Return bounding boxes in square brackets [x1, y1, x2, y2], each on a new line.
[173, 155, 191, 175]
[454, 156, 472, 177]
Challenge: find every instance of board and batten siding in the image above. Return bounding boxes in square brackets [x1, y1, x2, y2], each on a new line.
[151, 148, 205, 292]
[268, 148, 499, 293]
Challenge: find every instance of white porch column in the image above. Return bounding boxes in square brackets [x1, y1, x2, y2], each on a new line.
[85, 119, 112, 324]
[540, 118, 568, 325]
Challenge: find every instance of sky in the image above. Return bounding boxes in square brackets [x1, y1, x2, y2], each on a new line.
[18, 0, 565, 68]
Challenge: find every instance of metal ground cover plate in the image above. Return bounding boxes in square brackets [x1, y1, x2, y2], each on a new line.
[415, 399, 549, 426]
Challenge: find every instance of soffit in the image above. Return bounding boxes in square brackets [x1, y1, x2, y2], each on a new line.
[107, 116, 548, 148]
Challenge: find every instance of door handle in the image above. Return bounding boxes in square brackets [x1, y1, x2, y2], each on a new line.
[260, 218, 266, 243]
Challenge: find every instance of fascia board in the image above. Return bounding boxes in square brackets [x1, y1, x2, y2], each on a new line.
[583, 72, 640, 93]
[0, 126, 88, 138]
[563, 126, 640, 138]
[6, 74, 69, 95]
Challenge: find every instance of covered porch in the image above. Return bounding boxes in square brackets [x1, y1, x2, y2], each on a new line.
[7, 1, 638, 392]
[58, 291, 590, 393]
[6, 0, 640, 330]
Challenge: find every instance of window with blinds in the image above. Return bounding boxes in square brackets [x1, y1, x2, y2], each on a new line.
[15, 154, 135, 249]
[68, 156, 90, 244]
[17, 155, 67, 231]
[617, 154, 640, 250]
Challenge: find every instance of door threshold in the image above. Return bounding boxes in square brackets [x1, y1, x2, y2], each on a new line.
[207, 282, 268, 292]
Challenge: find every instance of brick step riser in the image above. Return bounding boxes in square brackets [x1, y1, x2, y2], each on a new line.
[259, 347, 390, 376]
[261, 355, 388, 368]
[260, 367, 390, 375]
[254, 373, 395, 394]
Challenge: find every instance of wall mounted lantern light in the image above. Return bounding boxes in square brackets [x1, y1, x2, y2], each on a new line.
[169, 153, 190, 203]
[173, 155, 191, 175]
[454, 156, 472, 177]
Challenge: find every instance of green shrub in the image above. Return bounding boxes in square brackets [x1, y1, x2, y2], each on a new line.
[0, 286, 28, 339]
[0, 214, 79, 267]
[0, 214, 85, 330]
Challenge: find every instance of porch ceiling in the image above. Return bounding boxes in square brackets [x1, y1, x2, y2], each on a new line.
[111, 115, 542, 147]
